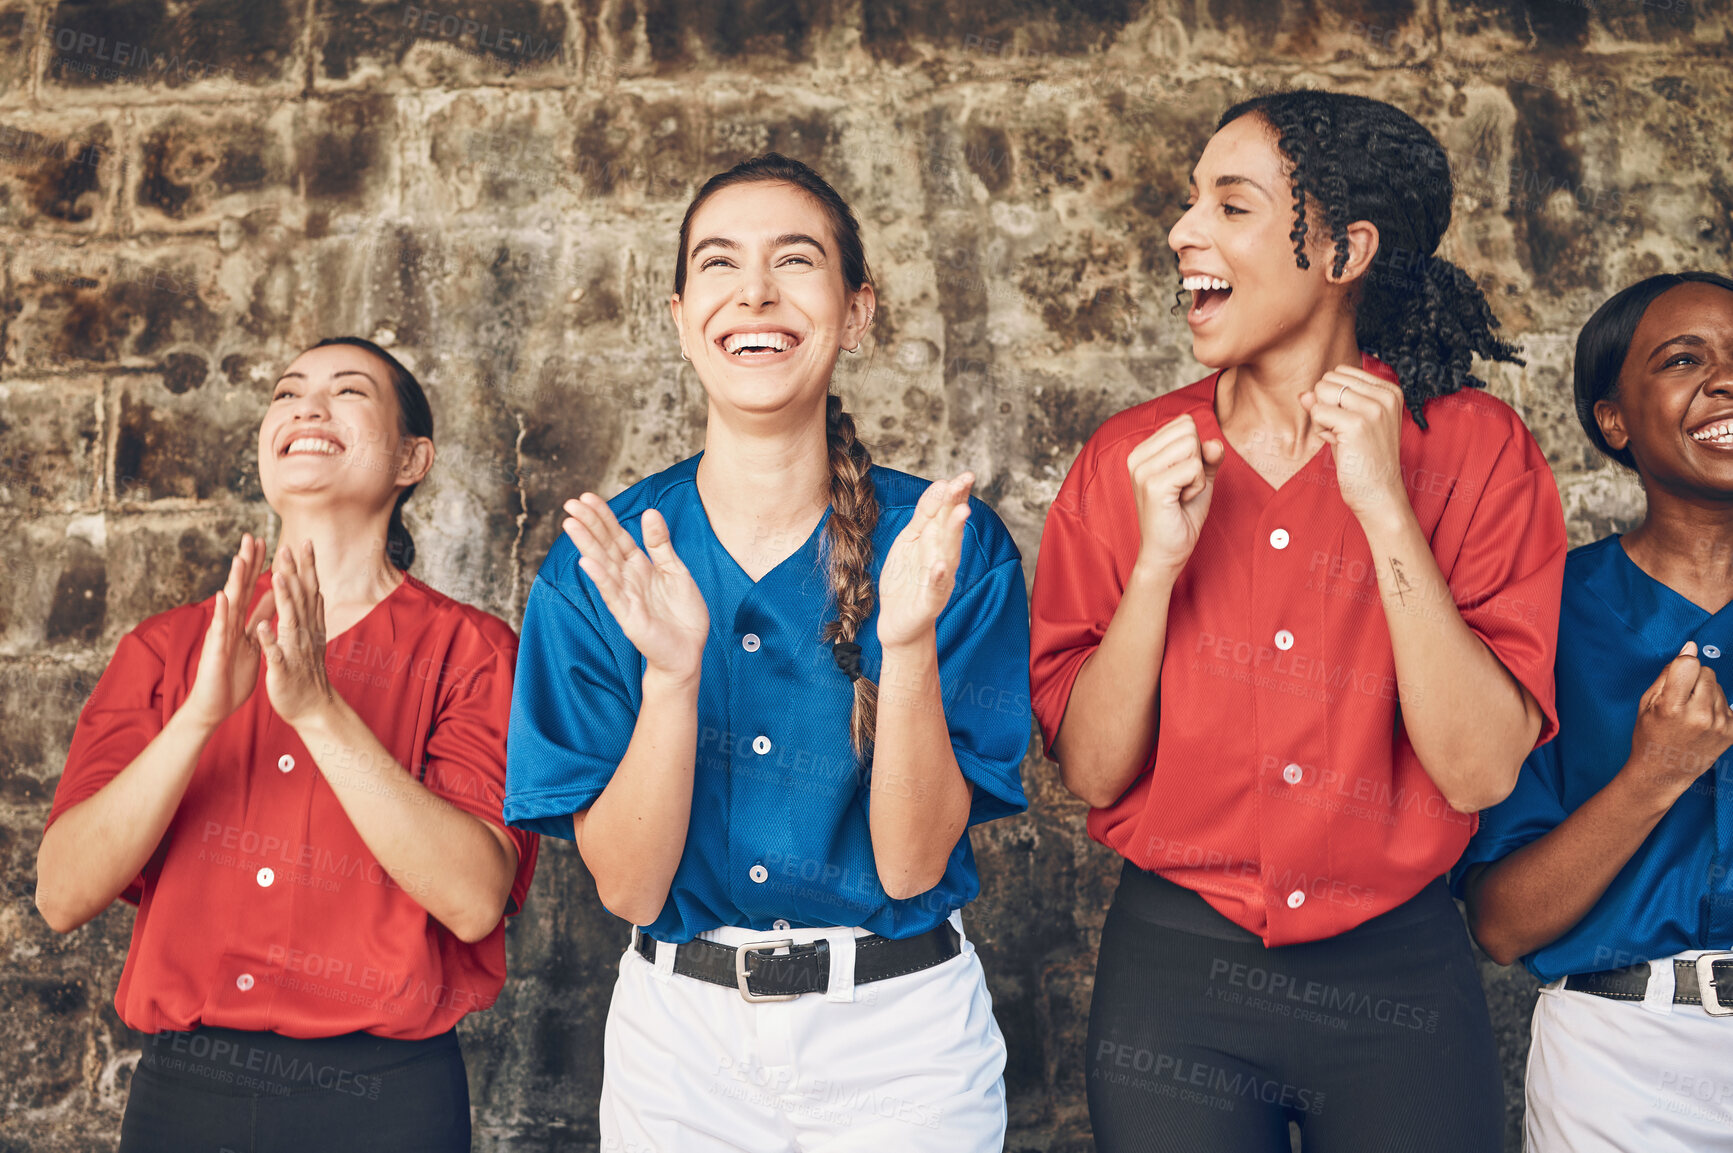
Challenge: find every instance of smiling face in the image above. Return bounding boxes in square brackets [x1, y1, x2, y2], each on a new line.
[671, 181, 873, 421]
[1167, 113, 1363, 370]
[258, 343, 431, 515]
[1596, 281, 1733, 498]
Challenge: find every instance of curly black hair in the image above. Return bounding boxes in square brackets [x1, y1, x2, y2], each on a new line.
[1216, 91, 1523, 427]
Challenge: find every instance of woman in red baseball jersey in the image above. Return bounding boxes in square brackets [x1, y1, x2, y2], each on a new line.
[1030, 91, 1566, 1152]
[35, 337, 537, 1153]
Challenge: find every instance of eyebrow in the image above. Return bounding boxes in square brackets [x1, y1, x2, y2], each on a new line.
[688, 233, 829, 260]
[272, 369, 379, 387]
[1186, 173, 1272, 199]
[1647, 333, 1708, 364]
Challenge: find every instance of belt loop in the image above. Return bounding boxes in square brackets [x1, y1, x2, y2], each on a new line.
[949, 907, 967, 945]
[823, 931, 857, 1003]
[1643, 957, 1676, 1016]
[652, 937, 676, 983]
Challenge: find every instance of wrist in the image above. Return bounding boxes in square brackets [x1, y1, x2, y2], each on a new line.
[1129, 552, 1184, 590]
[290, 696, 354, 747]
[880, 630, 937, 662]
[1354, 498, 1420, 546]
[642, 665, 701, 697]
[1610, 757, 1690, 820]
[167, 703, 222, 744]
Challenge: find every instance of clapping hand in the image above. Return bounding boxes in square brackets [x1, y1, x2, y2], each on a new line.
[563, 495, 710, 684]
[877, 473, 973, 650]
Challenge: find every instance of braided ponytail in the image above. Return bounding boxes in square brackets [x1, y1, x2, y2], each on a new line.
[819, 395, 881, 754]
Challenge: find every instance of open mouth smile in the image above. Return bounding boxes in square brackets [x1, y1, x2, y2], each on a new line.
[717, 328, 802, 361]
[1689, 418, 1733, 447]
[280, 431, 347, 457]
[1181, 274, 1233, 326]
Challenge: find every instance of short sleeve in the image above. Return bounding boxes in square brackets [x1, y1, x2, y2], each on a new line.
[1449, 454, 1567, 749]
[1029, 450, 1131, 756]
[421, 622, 539, 916]
[937, 541, 1032, 827]
[504, 544, 642, 841]
[47, 629, 174, 904]
[1448, 736, 1569, 898]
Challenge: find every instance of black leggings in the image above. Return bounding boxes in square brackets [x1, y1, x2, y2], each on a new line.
[118, 1025, 470, 1153]
[1086, 863, 1504, 1153]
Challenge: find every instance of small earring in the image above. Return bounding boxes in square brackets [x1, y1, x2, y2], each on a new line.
[679, 350, 689, 362]
[843, 344, 861, 355]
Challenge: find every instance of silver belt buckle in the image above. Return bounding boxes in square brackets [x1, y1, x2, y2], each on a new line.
[734, 938, 797, 1003]
[1695, 953, 1733, 1016]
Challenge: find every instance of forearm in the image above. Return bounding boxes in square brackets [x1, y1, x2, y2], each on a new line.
[298, 702, 517, 943]
[1363, 512, 1541, 810]
[573, 671, 700, 926]
[1051, 565, 1175, 808]
[36, 707, 215, 932]
[870, 637, 973, 899]
[1466, 769, 1675, 965]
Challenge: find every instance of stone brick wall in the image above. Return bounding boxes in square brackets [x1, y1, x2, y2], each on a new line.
[2, 0, 1728, 1149]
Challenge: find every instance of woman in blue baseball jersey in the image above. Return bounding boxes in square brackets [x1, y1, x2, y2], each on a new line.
[504, 154, 1031, 1152]
[1458, 272, 1733, 1152]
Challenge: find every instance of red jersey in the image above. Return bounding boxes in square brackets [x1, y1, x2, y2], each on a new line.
[1030, 357, 1565, 945]
[47, 572, 538, 1038]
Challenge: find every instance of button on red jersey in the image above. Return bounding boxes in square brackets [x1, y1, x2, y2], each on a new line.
[47, 573, 538, 1039]
[1030, 358, 1565, 945]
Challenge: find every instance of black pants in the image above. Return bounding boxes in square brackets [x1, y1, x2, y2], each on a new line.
[118, 1025, 471, 1153]
[1086, 863, 1504, 1153]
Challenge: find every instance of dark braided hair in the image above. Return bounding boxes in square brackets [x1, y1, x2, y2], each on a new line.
[307, 336, 433, 570]
[1217, 91, 1523, 426]
[673, 154, 882, 755]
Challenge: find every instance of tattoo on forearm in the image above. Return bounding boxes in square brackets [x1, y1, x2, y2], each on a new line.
[1390, 557, 1413, 607]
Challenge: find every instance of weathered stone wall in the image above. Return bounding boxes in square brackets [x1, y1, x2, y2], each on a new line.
[2, 0, 1729, 1149]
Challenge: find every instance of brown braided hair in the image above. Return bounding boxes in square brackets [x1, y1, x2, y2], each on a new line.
[674, 153, 882, 755]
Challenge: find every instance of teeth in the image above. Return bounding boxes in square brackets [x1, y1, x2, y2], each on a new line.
[723, 332, 796, 354]
[286, 438, 343, 455]
[1693, 427, 1733, 444]
[1181, 275, 1233, 293]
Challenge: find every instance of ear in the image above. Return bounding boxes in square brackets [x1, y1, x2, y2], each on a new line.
[397, 437, 434, 488]
[842, 282, 877, 353]
[1594, 397, 1631, 453]
[669, 294, 689, 360]
[1327, 220, 1380, 287]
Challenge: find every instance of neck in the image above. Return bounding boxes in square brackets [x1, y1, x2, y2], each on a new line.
[695, 397, 833, 576]
[1622, 486, 1733, 611]
[1217, 315, 1364, 452]
[274, 504, 405, 613]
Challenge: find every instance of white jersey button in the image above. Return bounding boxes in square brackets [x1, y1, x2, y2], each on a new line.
[1287, 890, 1306, 909]
[236, 973, 255, 992]
[278, 754, 295, 773]
[256, 867, 275, 888]
[752, 735, 771, 756]
[773, 919, 791, 931]
[1274, 630, 1294, 651]
[742, 633, 761, 652]
[1282, 763, 1304, 785]
[749, 864, 769, 884]
[1269, 528, 1290, 550]
[1705, 644, 1722, 659]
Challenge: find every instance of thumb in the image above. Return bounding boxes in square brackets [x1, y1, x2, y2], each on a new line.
[641, 509, 684, 569]
[1201, 438, 1226, 478]
[255, 620, 284, 668]
[1649, 642, 1700, 710]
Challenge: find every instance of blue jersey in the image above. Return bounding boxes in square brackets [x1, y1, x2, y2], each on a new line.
[1453, 536, 1733, 981]
[504, 454, 1032, 943]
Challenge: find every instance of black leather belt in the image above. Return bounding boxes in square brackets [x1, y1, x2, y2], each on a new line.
[1564, 954, 1733, 1015]
[633, 922, 961, 1002]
